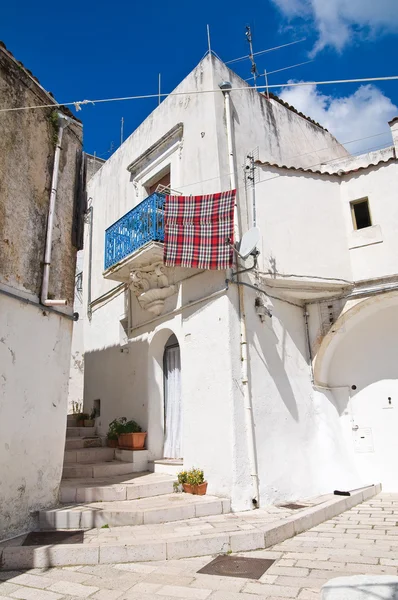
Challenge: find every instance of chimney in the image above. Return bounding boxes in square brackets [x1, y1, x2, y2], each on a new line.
[388, 117, 398, 157]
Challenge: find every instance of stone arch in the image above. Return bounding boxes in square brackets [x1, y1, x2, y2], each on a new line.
[314, 290, 398, 387]
[313, 290, 398, 490]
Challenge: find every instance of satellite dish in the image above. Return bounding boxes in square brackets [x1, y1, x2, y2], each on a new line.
[237, 226, 261, 259]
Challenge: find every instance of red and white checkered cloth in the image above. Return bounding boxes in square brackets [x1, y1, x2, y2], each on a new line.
[163, 190, 235, 270]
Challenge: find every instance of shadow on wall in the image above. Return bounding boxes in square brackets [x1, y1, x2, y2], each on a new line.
[83, 342, 149, 437]
[247, 298, 303, 422]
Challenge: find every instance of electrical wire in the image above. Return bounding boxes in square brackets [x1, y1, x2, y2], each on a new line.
[246, 60, 314, 81]
[1, 76, 397, 114]
[225, 39, 307, 64]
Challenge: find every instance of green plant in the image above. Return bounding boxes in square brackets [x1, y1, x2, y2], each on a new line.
[177, 470, 188, 485]
[76, 412, 89, 421]
[101, 524, 109, 529]
[107, 417, 142, 440]
[177, 468, 205, 486]
[89, 407, 97, 420]
[186, 468, 205, 486]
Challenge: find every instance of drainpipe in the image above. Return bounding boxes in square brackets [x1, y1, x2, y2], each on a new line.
[85, 203, 93, 320]
[219, 81, 260, 508]
[303, 305, 314, 384]
[41, 113, 71, 307]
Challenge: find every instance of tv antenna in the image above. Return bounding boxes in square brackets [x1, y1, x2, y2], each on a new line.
[245, 26, 259, 88]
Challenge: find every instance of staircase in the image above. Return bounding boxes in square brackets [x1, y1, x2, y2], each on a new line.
[0, 416, 233, 569]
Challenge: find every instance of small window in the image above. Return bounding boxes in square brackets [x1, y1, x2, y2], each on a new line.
[351, 198, 372, 230]
[145, 167, 171, 196]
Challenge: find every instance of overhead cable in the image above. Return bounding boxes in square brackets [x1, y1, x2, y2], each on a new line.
[1, 76, 397, 114]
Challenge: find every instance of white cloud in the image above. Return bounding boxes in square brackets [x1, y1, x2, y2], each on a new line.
[280, 83, 398, 154]
[271, 0, 398, 53]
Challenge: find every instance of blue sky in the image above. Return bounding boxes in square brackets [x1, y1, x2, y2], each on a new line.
[2, 0, 398, 156]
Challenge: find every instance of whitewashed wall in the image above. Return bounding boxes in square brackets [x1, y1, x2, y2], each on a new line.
[341, 162, 398, 281]
[0, 298, 72, 539]
[83, 53, 369, 510]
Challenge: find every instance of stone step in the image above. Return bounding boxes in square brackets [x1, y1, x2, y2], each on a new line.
[0, 485, 381, 570]
[39, 493, 230, 530]
[62, 461, 137, 479]
[65, 437, 102, 450]
[66, 426, 96, 438]
[152, 458, 183, 476]
[64, 447, 115, 464]
[67, 414, 77, 426]
[59, 472, 176, 503]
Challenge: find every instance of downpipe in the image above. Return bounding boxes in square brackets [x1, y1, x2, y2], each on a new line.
[41, 113, 71, 307]
[220, 81, 260, 508]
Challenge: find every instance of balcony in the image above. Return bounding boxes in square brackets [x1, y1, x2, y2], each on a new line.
[104, 192, 165, 281]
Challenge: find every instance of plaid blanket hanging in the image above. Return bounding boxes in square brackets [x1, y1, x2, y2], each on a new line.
[163, 190, 235, 270]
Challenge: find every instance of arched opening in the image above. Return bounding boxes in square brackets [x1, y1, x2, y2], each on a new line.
[163, 334, 182, 458]
[314, 292, 398, 491]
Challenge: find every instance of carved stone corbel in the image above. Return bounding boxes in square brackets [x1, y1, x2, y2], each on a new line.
[130, 262, 176, 316]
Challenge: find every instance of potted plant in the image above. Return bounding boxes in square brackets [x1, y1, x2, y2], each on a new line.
[116, 417, 147, 450]
[84, 408, 96, 428]
[106, 418, 122, 448]
[178, 468, 207, 495]
[76, 412, 88, 427]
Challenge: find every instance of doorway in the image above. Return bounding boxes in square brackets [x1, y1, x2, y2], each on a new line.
[163, 335, 182, 458]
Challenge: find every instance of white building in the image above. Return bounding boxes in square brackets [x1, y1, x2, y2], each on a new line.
[83, 54, 398, 512]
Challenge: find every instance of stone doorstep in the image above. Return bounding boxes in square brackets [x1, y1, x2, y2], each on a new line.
[66, 427, 96, 438]
[62, 461, 145, 479]
[59, 474, 176, 503]
[64, 447, 116, 464]
[0, 484, 381, 570]
[39, 494, 230, 530]
[65, 437, 103, 450]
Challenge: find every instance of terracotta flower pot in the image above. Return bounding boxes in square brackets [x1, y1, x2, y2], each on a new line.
[107, 438, 118, 448]
[118, 432, 147, 450]
[182, 482, 208, 495]
[84, 419, 94, 427]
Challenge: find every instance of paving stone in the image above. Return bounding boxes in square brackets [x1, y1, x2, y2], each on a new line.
[297, 590, 321, 600]
[127, 581, 162, 594]
[188, 574, 246, 592]
[47, 580, 99, 597]
[0, 581, 19, 595]
[10, 588, 64, 600]
[270, 566, 310, 577]
[9, 574, 52, 589]
[275, 576, 326, 588]
[91, 591, 125, 600]
[40, 569, 92, 583]
[113, 563, 157, 574]
[243, 582, 299, 597]
[80, 574, 142, 591]
[156, 584, 212, 598]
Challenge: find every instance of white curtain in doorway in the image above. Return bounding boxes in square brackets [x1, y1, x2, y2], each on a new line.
[164, 346, 182, 459]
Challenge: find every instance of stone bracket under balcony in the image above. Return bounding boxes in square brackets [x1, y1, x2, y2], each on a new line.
[130, 261, 177, 316]
[103, 241, 165, 282]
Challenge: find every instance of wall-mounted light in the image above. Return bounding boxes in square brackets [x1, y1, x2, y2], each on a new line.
[255, 297, 272, 322]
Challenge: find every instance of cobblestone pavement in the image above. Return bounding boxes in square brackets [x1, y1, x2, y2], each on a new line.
[1, 493, 397, 600]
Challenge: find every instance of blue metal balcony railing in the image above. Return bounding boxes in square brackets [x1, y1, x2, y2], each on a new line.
[104, 192, 165, 270]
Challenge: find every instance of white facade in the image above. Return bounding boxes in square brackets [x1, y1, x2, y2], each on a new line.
[83, 54, 398, 511]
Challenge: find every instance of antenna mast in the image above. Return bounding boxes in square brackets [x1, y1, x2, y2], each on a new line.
[245, 26, 259, 88]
